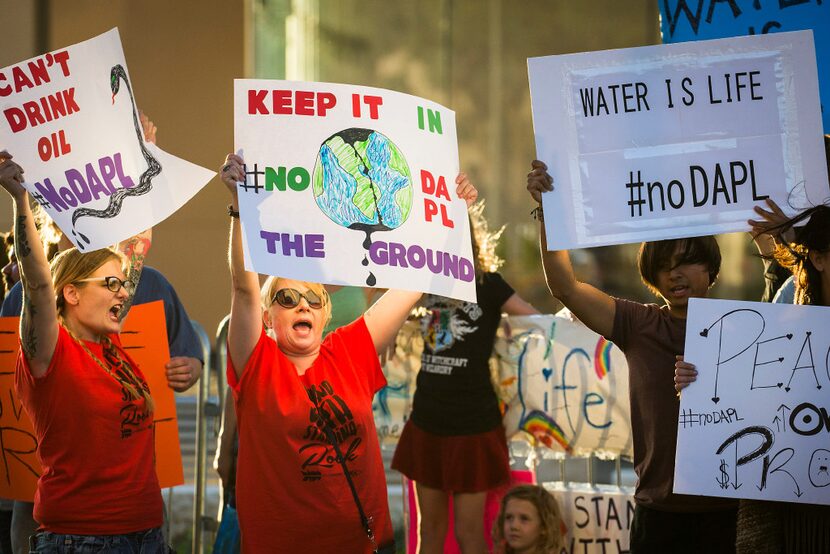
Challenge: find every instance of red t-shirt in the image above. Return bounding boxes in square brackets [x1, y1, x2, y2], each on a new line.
[228, 317, 393, 554]
[15, 325, 163, 534]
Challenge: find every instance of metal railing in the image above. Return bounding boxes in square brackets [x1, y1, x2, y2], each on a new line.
[189, 316, 231, 554]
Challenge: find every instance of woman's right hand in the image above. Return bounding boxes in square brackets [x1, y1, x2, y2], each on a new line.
[0, 151, 27, 200]
[526, 159, 553, 203]
[220, 153, 245, 196]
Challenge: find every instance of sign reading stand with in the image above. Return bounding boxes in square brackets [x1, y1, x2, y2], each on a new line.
[234, 80, 476, 302]
[528, 31, 827, 250]
[0, 28, 215, 251]
[674, 298, 830, 506]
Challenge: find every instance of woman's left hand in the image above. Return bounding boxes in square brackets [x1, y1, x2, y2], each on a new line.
[455, 172, 478, 208]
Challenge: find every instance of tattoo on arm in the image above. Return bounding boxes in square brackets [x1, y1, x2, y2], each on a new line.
[21, 293, 38, 359]
[15, 215, 31, 258]
[119, 234, 151, 320]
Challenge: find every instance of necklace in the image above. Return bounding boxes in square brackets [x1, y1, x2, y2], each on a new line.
[66, 326, 154, 412]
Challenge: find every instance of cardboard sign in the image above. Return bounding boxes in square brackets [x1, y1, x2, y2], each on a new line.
[0, 28, 214, 251]
[495, 314, 632, 458]
[234, 80, 476, 302]
[547, 484, 635, 554]
[659, 0, 830, 132]
[528, 31, 827, 250]
[675, 298, 830, 505]
[0, 301, 183, 501]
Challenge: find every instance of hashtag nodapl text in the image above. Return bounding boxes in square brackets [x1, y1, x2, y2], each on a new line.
[29, 152, 136, 212]
[625, 159, 768, 218]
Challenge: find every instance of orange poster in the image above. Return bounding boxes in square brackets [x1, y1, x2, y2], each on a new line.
[0, 300, 184, 501]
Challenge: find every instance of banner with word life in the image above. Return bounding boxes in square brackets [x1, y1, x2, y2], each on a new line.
[674, 298, 830, 505]
[234, 80, 475, 302]
[493, 314, 633, 459]
[547, 484, 635, 554]
[528, 31, 827, 250]
[0, 301, 183, 501]
[0, 28, 214, 251]
[659, 0, 830, 132]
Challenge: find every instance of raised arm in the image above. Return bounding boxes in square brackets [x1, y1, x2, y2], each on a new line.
[221, 154, 262, 376]
[364, 172, 479, 351]
[527, 160, 616, 338]
[0, 152, 58, 377]
[116, 112, 158, 320]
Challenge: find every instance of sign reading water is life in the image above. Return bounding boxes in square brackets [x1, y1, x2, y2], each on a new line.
[234, 80, 475, 302]
[675, 298, 830, 506]
[528, 31, 827, 250]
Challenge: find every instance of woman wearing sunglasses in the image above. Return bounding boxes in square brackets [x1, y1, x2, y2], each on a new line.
[220, 153, 477, 554]
[0, 152, 166, 553]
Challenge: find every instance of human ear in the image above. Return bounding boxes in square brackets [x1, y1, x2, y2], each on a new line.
[63, 284, 80, 306]
[262, 308, 272, 329]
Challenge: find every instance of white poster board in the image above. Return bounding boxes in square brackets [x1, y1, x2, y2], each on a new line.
[495, 314, 632, 459]
[0, 28, 214, 251]
[547, 484, 635, 554]
[675, 298, 830, 505]
[528, 30, 827, 250]
[234, 80, 475, 302]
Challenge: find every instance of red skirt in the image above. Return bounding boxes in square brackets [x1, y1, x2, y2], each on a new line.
[391, 420, 510, 493]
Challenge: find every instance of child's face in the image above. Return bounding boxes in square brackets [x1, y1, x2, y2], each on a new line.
[503, 498, 543, 553]
[653, 246, 712, 316]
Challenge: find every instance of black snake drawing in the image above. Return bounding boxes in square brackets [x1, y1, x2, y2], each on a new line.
[70, 64, 162, 249]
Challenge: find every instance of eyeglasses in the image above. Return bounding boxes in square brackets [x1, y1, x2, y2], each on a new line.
[76, 276, 134, 294]
[272, 288, 324, 309]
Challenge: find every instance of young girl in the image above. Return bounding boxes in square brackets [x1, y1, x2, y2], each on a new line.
[493, 485, 563, 554]
[391, 202, 539, 553]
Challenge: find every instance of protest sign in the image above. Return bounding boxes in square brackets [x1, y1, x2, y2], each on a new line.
[548, 484, 635, 554]
[0, 301, 183, 500]
[0, 318, 38, 501]
[528, 31, 827, 250]
[0, 28, 215, 251]
[495, 314, 632, 459]
[659, 0, 830, 132]
[234, 80, 476, 302]
[675, 298, 830, 505]
[375, 314, 633, 457]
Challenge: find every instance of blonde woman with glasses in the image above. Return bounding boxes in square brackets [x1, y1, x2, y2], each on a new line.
[0, 151, 167, 553]
[220, 153, 477, 554]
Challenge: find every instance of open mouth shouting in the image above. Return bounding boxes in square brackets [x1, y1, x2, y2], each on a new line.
[109, 303, 123, 322]
[292, 316, 314, 337]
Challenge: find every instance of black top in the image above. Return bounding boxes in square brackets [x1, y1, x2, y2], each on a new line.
[409, 272, 514, 436]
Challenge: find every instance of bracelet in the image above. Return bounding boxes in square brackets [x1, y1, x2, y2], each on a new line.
[530, 206, 544, 222]
[227, 204, 240, 218]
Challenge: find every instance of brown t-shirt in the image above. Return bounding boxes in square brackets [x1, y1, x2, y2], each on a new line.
[610, 298, 737, 512]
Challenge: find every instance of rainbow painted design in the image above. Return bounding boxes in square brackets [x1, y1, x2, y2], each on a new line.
[520, 410, 572, 453]
[594, 336, 613, 380]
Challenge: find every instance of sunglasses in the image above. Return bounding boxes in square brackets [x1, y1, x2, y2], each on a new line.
[272, 288, 324, 309]
[77, 275, 134, 294]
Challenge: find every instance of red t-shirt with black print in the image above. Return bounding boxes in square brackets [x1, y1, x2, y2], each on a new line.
[228, 317, 393, 554]
[16, 325, 163, 534]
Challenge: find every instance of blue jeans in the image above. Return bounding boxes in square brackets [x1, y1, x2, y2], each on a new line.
[31, 527, 169, 554]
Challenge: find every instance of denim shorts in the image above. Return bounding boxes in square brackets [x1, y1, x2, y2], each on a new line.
[31, 527, 170, 554]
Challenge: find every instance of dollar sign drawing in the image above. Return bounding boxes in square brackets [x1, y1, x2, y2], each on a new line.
[716, 458, 730, 489]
